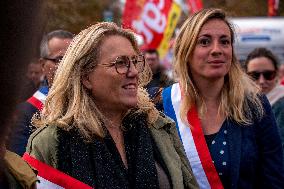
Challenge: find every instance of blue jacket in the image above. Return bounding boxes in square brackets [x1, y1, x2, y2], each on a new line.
[8, 84, 49, 156]
[226, 97, 284, 188]
[8, 102, 38, 156]
[160, 85, 284, 189]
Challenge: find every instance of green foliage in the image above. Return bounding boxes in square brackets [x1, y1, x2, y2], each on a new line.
[44, 0, 283, 35]
[44, 0, 121, 34]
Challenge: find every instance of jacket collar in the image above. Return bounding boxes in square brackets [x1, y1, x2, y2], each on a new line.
[151, 113, 174, 130]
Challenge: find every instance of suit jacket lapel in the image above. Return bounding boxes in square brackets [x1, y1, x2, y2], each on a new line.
[227, 120, 242, 189]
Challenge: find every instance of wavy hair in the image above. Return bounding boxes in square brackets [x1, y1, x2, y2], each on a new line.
[174, 8, 263, 124]
[33, 22, 157, 140]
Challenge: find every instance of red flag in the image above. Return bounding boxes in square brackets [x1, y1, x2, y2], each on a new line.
[122, 0, 181, 58]
[268, 0, 279, 16]
[187, 0, 203, 14]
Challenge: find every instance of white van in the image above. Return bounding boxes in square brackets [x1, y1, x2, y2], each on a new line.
[231, 17, 284, 64]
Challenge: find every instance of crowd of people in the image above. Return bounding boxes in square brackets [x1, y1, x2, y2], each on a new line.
[1, 6, 284, 189]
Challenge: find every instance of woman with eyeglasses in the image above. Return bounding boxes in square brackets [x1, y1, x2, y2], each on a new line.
[23, 22, 199, 189]
[156, 8, 284, 188]
[245, 47, 284, 160]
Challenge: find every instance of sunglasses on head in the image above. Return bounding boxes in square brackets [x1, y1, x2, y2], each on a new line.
[247, 70, 277, 81]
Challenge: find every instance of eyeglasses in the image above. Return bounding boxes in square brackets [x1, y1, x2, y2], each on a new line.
[100, 54, 145, 74]
[247, 70, 277, 81]
[43, 56, 64, 64]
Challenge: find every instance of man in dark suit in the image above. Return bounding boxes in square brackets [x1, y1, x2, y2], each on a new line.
[8, 30, 73, 156]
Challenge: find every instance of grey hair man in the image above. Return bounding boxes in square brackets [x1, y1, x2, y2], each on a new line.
[39, 30, 73, 87]
[8, 30, 73, 156]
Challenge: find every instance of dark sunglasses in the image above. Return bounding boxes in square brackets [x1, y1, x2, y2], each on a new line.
[43, 56, 64, 64]
[247, 70, 277, 81]
[100, 54, 145, 74]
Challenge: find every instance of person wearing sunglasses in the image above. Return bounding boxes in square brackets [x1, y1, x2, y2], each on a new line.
[245, 47, 284, 160]
[23, 22, 199, 189]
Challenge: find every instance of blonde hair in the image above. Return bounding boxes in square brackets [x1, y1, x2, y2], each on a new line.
[174, 8, 263, 124]
[33, 22, 158, 140]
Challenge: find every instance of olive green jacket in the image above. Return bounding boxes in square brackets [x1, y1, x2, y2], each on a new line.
[26, 115, 199, 189]
[4, 150, 38, 189]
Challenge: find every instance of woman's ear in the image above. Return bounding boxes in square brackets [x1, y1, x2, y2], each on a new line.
[82, 74, 92, 90]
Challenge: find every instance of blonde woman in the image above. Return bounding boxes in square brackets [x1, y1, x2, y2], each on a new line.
[160, 9, 284, 188]
[23, 22, 198, 189]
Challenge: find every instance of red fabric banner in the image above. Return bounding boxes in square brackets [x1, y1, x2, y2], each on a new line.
[187, 107, 224, 189]
[268, 0, 279, 16]
[122, 0, 174, 50]
[23, 153, 93, 189]
[27, 96, 43, 110]
[187, 0, 203, 14]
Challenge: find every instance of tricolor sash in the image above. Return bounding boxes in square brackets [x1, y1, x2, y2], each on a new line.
[23, 153, 93, 189]
[162, 83, 223, 189]
[27, 86, 48, 110]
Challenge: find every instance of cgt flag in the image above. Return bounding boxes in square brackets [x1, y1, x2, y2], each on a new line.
[268, 0, 279, 16]
[122, 0, 181, 59]
[186, 0, 203, 14]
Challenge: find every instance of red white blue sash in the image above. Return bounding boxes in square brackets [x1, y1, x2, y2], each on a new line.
[27, 86, 49, 110]
[162, 83, 223, 189]
[23, 153, 93, 189]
